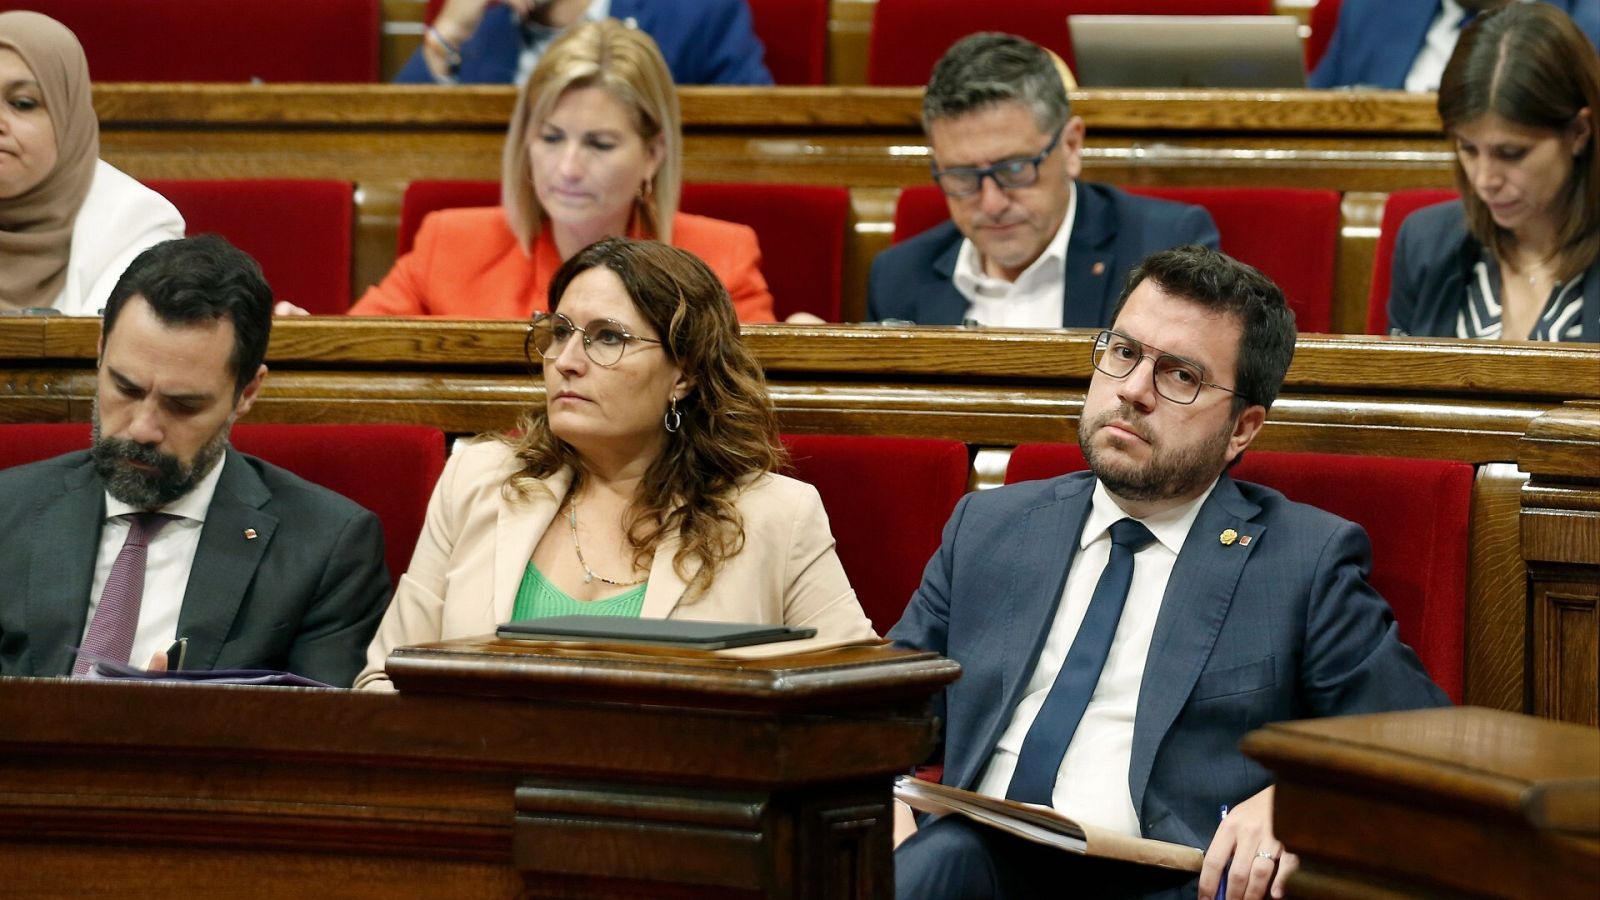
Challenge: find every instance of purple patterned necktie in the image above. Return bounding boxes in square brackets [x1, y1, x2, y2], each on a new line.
[73, 512, 176, 676]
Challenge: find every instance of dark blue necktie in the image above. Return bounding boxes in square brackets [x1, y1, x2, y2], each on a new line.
[1006, 517, 1156, 804]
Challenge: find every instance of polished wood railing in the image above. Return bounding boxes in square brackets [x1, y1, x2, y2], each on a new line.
[92, 85, 1454, 327]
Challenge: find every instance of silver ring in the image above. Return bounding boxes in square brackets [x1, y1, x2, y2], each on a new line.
[1256, 849, 1277, 862]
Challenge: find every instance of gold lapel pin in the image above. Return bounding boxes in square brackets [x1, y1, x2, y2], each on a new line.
[1219, 529, 1238, 546]
[1091, 261, 1106, 276]
[243, 528, 258, 540]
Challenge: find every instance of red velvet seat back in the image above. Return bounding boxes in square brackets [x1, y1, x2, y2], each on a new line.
[1004, 443, 1470, 702]
[12, 0, 379, 82]
[680, 182, 850, 322]
[147, 180, 355, 315]
[781, 435, 970, 633]
[893, 184, 1341, 333]
[748, 0, 829, 84]
[867, 0, 1273, 85]
[1127, 186, 1341, 334]
[0, 423, 445, 590]
[1367, 189, 1460, 335]
[397, 180, 851, 322]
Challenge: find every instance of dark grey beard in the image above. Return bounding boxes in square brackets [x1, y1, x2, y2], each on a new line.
[90, 413, 231, 509]
[1078, 405, 1232, 504]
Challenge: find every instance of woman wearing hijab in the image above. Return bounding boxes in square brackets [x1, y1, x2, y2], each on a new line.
[0, 11, 183, 315]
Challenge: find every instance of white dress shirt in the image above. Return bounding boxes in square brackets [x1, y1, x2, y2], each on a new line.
[975, 477, 1218, 836]
[1405, 0, 1469, 92]
[952, 182, 1077, 328]
[83, 454, 226, 668]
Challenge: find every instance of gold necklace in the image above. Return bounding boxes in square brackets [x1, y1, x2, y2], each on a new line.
[566, 494, 646, 587]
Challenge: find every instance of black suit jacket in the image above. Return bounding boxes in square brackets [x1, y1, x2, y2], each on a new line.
[866, 180, 1220, 326]
[0, 448, 391, 686]
[1388, 200, 1600, 341]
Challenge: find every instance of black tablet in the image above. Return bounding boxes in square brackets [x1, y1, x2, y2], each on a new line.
[496, 615, 817, 650]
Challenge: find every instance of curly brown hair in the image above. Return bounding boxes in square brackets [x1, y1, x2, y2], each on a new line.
[500, 238, 784, 594]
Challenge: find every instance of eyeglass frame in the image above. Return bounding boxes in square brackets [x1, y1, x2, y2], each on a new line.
[1090, 329, 1239, 406]
[525, 311, 663, 368]
[929, 125, 1065, 198]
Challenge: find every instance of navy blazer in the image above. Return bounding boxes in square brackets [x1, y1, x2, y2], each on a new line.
[0, 448, 392, 686]
[865, 181, 1219, 327]
[887, 471, 1448, 860]
[1388, 200, 1600, 341]
[396, 0, 774, 86]
[1311, 0, 1600, 89]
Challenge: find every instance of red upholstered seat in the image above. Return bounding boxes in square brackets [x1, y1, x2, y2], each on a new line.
[1127, 186, 1341, 334]
[13, 0, 379, 82]
[867, 0, 1273, 85]
[892, 184, 1342, 333]
[781, 435, 970, 633]
[748, 0, 829, 85]
[1366, 189, 1460, 335]
[1004, 444, 1470, 702]
[398, 180, 851, 322]
[680, 182, 850, 322]
[0, 423, 445, 590]
[146, 180, 355, 315]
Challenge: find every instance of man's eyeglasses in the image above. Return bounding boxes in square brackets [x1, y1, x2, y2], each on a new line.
[930, 126, 1064, 197]
[1091, 330, 1237, 405]
[526, 312, 662, 368]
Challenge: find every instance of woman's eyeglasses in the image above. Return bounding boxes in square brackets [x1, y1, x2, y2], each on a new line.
[526, 312, 662, 368]
[930, 126, 1064, 197]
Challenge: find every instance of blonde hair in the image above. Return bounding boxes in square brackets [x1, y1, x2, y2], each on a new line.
[502, 19, 683, 250]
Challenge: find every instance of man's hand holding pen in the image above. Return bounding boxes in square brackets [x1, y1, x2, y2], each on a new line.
[1197, 785, 1298, 900]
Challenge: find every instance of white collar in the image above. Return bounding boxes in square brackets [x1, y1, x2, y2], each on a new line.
[952, 180, 1076, 297]
[1081, 474, 1219, 556]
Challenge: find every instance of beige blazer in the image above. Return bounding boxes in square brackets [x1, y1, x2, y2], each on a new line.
[357, 440, 877, 689]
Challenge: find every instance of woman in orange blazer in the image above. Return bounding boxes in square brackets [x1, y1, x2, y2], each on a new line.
[348, 19, 775, 323]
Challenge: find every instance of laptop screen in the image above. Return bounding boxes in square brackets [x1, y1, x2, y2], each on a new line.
[1069, 16, 1308, 89]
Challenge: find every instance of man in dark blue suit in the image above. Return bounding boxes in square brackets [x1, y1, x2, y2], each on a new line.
[888, 247, 1448, 900]
[398, 0, 772, 86]
[867, 33, 1218, 328]
[1310, 0, 1599, 90]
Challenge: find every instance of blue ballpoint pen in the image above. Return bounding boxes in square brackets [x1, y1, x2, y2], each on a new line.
[1216, 805, 1230, 900]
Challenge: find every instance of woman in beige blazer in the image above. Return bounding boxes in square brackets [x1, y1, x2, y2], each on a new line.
[357, 238, 875, 689]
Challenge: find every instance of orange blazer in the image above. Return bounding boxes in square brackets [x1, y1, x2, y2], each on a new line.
[348, 207, 776, 322]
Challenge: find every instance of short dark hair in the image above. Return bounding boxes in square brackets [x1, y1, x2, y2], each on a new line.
[1111, 245, 1296, 413]
[922, 32, 1070, 133]
[102, 235, 274, 397]
[1438, 2, 1600, 282]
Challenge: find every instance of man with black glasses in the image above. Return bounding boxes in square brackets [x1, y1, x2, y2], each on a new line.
[887, 246, 1448, 900]
[866, 33, 1219, 328]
